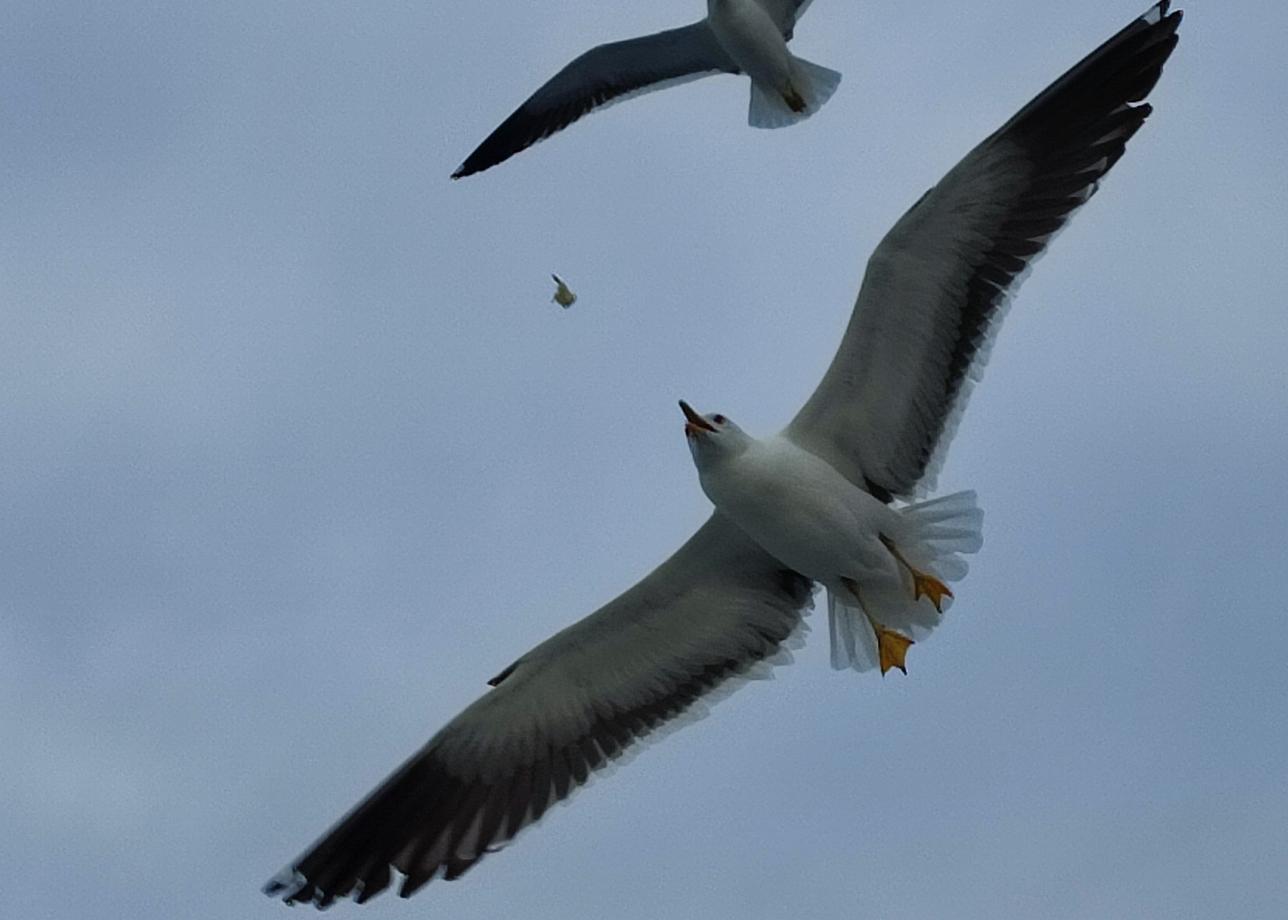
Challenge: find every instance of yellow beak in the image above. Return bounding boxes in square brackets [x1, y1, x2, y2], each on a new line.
[679, 400, 716, 436]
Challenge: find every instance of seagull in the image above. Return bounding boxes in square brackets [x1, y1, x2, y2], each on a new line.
[451, 1, 841, 179]
[267, 3, 1181, 907]
[680, 400, 979, 674]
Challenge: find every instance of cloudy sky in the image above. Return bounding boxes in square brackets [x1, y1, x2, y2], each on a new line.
[3, 2, 1286, 917]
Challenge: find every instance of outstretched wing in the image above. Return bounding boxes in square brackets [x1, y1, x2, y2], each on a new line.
[264, 515, 812, 908]
[786, 2, 1182, 500]
[452, 22, 736, 178]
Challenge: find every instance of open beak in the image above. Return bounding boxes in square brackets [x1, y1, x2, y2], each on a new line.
[679, 400, 717, 437]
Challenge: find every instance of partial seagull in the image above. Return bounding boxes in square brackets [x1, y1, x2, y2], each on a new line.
[267, 3, 1182, 907]
[451, 1, 840, 179]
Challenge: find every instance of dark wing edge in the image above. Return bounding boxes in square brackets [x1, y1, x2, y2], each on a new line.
[451, 21, 736, 179]
[263, 515, 812, 908]
[787, 2, 1182, 499]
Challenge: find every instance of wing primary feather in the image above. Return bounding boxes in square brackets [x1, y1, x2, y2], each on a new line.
[550, 744, 574, 801]
[785, 5, 1182, 497]
[505, 763, 535, 841]
[527, 754, 555, 824]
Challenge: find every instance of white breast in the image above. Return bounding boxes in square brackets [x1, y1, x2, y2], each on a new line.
[699, 437, 897, 583]
[706, 0, 791, 89]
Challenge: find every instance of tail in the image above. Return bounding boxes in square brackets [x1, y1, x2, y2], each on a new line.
[748, 56, 842, 129]
[828, 490, 984, 672]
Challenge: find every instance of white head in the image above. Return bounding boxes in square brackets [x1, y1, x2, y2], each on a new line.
[679, 400, 752, 469]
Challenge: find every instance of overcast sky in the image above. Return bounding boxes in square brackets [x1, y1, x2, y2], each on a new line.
[3, 2, 1286, 918]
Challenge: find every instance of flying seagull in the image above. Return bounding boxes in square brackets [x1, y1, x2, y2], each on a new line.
[680, 399, 980, 674]
[267, 3, 1181, 907]
[451, 1, 841, 179]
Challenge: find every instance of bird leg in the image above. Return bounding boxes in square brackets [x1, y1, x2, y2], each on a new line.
[841, 577, 913, 676]
[879, 535, 953, 613]
[782, 86, 807, 112]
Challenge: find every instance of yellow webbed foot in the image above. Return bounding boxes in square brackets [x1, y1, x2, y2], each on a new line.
[913, 573, 953, 613]
[840, 576, 915, 675]
[875, 624, 914, 675]
[879, 535, 954, 613]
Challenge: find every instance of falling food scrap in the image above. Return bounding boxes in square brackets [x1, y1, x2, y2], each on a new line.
[551, 274, 576, 308]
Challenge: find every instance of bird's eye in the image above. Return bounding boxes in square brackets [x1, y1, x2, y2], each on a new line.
[712, 414, 726, 425]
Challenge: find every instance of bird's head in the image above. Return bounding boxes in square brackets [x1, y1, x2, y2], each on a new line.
[679, 400, 750, 467]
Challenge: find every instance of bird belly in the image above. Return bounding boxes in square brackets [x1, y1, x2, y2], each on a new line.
[707, 0, 792, 89]
[701, 447, 898, 585]
[731, 501, 857, 582]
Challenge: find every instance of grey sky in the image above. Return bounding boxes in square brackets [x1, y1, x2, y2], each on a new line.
[2, 1, 1285, 917]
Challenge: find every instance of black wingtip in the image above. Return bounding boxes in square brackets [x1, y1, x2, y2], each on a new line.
[1147, 2, 1183, 34]
[263, 867, 314, 905]
[1143, 1, 1183, 26]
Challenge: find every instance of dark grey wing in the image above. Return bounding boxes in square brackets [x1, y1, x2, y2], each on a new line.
[452, 21, 736, 178]
[786, 3, 1182, 500]
[263, 515, 812, 908]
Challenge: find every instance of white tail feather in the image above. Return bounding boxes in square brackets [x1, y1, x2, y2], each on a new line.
[747, 55, 842, 129]
[828, 490, 983, 672]
[828, 590, 877, 671]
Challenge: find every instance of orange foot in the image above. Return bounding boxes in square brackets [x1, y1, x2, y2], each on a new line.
[879, 535, 955, 613]
[874, 623, 914, 676]
[913, 572, 953, 613]
[783, 87, 806, 112]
